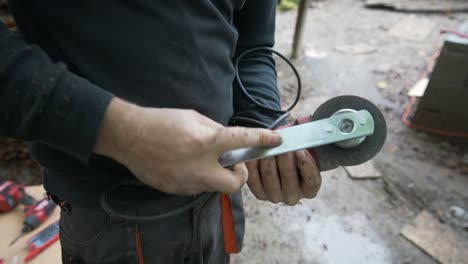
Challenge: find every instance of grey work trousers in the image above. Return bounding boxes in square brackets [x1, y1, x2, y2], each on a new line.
[58, 192, 232, 264]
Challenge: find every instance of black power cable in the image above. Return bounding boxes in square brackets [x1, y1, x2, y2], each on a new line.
[230, 47, 302, 129]
[234, 47, 301, 114]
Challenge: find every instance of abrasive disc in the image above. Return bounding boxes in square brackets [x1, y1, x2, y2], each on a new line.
[311, 96, 387, 171]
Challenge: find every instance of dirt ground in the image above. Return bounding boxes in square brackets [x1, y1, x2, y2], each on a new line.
[234, 1, 468, 263]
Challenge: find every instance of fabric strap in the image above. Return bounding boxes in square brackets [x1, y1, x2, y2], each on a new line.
[221, 193, 239, 253]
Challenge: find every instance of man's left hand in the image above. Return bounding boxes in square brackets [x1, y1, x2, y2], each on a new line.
[246, 150, 321, 206]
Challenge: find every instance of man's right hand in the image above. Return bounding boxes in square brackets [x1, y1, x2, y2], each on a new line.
[94, 98, 282, 195]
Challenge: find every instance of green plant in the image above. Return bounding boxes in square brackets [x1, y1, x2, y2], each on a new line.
[278, 0, 301, 11]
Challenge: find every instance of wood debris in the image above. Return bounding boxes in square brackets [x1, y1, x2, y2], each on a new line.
[400, 210, 468, 264]
[334, 43, 377, 55]
[345, 160, 383, 179]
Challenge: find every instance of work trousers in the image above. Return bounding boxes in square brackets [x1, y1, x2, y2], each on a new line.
[57, 192, 230, 264]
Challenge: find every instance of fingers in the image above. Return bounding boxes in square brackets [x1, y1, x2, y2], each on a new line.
[209, 163, 249, 194]
[296, 150, 321, 198]
[277, 152, 302, 206]
[246, 160, 267, 200]
[260, 157, 283, 203]
[216, 127, 282, 152]
[247, 150, 320, 205]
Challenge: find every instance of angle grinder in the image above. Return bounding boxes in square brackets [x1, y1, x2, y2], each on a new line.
[219, 95, 387, 171]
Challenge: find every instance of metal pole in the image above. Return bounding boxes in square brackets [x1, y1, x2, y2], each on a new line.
[291, 0, 309, 59]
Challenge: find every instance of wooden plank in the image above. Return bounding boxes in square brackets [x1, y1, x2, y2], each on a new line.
[365, 0, 468, 12]
[400, 210, 468, 264]
[345, 160, 383, 179]
[0, 185, 61, 264]
[407, 78, 429, 97]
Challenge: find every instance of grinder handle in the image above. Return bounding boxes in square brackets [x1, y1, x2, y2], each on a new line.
[275, 115, 321, 169]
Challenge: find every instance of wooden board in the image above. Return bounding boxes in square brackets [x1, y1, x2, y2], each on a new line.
[400, 210, 468, 264]
[344, 160, 383, 179]
[365, 0, 468, 12]
[0, 185, 61, 264]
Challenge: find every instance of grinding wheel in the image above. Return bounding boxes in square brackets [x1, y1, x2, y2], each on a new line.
[311, 96, 387, 171]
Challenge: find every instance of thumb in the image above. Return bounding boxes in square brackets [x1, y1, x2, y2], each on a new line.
[208, 163, 249, 194]
[216, 127, 282, 153]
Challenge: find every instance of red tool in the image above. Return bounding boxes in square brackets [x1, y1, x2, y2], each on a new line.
[24, 220, 60, 262]
[0, 181, 36, 212]
[9, 198, 57, 246]
[0, 221, 59, 264]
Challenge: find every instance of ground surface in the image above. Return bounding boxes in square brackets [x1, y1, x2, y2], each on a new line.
[234, 1, 468, 263]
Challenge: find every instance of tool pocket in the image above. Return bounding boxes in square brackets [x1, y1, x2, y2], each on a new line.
[192, 192, 230, 263]
[59, 206, 111, 247]
[59, 204, 139, 264]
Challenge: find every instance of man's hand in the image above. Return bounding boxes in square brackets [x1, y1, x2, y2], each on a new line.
[246, 150, 321, 206]
[94, 98, 282, 195]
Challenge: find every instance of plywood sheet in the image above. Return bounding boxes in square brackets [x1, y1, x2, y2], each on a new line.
[401, 210, 468, 264]
[366, 0, 468, 12]
[0, 185, 61, 264]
